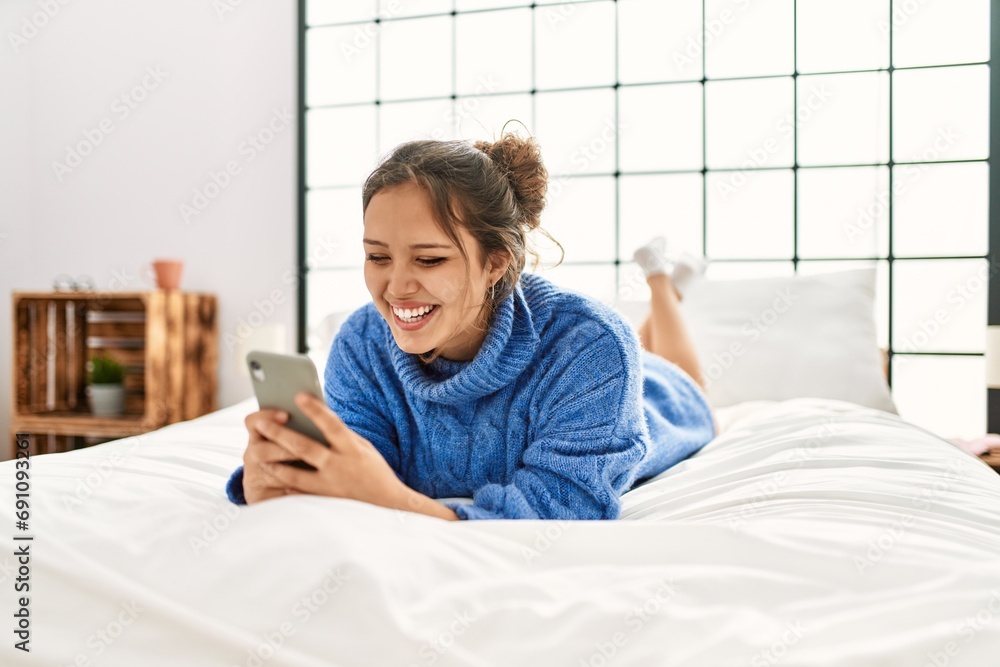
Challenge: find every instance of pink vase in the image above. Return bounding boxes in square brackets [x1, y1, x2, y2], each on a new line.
[152, 259, 184, 290]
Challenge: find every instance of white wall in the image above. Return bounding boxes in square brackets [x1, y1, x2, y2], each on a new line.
[0, 0, 298, 458]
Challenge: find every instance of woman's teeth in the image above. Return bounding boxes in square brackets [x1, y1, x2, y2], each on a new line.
[393, 305, 436, 322]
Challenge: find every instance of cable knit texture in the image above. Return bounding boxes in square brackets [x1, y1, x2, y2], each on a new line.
[225, 271, 716, 519]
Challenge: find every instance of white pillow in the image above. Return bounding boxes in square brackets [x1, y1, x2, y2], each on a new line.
[615, 268, 897, 414]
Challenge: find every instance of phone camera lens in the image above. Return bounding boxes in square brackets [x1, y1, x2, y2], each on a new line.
[249, 359, 266, 382]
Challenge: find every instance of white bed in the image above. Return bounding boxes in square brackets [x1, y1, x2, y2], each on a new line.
[2, 394, 999, 667]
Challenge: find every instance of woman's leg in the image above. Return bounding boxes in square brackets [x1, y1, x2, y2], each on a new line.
[640, 275, 720, 435]
[641, 273, 706, 391]
[637, 317, 653, 352]
[632, 238, 719, 435]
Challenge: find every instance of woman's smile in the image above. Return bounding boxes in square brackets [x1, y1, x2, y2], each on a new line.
[391, 303, 440, 330]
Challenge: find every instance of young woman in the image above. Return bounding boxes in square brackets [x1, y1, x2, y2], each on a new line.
[225, 133, 717, 520]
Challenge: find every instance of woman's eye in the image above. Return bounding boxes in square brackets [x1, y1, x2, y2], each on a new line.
[366, 255, 444, 266]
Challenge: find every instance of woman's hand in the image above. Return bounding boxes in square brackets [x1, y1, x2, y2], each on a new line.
[249, 392, 409, 509]
[242, 409, 307, 503]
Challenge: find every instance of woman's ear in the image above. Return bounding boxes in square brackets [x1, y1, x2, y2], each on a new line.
[488, 250, 512, 283]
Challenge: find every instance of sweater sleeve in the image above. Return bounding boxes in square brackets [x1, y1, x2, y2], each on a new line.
[224, 308, 400, 505]
[321, 314, 402, 477]
[225, 467, 246, 505]
[442, 316, 647, 521]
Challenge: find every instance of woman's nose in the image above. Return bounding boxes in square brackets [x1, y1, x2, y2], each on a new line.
[387, 264, 417, 295]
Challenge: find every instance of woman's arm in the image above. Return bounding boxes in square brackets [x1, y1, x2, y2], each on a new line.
[390, 485, 460, 521]
[225, 309, 403, 505]
[243, 392, 459, 519]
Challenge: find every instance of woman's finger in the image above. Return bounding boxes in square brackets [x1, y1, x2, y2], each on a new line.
[244, 409, 288, 431]
[255, 419, 333, 471]
[294, 393, 353, 449]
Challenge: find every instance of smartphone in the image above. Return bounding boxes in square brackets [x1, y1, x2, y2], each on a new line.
[246, 350, 329, 471]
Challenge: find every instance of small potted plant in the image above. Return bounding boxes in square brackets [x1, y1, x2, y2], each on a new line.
[87, 354, 126, 417]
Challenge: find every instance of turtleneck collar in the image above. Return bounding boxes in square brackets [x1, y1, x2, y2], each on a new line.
[385, 276, 541, 405]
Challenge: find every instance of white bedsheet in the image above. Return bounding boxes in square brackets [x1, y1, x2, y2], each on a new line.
[1, 397, 999, 666]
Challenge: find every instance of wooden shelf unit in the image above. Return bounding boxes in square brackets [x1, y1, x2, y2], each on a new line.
[10, 290, 218, 458]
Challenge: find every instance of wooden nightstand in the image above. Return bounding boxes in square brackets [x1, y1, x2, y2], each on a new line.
[981, 451, 1000, 474]
[10, 290, 218, 458]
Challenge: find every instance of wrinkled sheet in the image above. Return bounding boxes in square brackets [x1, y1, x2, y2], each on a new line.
[1, 397, 999, 666]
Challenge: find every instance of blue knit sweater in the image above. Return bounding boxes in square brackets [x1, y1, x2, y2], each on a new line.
[225, 271, 716, 520]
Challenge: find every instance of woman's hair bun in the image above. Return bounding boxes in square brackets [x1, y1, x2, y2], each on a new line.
[473, 133, 547, 230]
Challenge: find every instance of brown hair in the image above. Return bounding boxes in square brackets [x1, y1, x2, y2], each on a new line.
[361, 130, 564, 364]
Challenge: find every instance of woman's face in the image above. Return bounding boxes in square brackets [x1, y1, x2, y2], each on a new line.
[363, 181, 507, 361]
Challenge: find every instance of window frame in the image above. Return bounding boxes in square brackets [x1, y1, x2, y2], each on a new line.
[297, 0, 997, 432]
